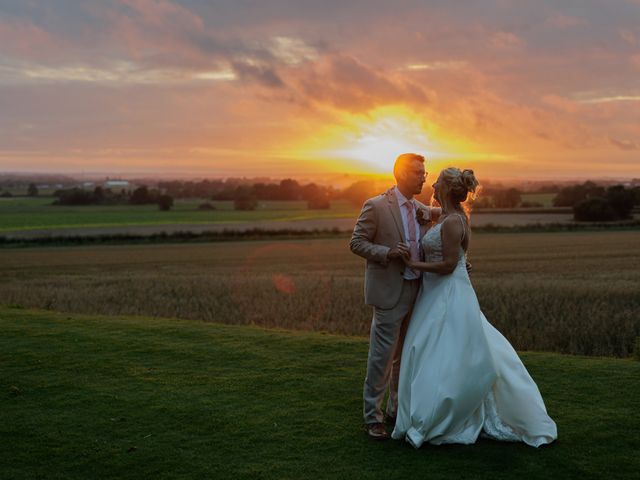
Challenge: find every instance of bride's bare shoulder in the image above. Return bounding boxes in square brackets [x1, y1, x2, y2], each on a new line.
[440, 214, 466, 237]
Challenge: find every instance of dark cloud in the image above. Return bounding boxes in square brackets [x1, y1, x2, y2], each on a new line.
[294, 54, 431, 111]
[231, 60, 284, 88]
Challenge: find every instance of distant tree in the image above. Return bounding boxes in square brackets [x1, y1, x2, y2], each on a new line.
[606, 185, 635, 219]
[0, 191, 12, 198]
[553, 181, 605, 207]
[301, 183, 320, 201]
[233, 186, 258, 210]
[93, 186, 105, 203]
[211, 181, 239, 201]
[469, 196, 493, 209]
[633, 186, 640, 206]
[492, 188, 521, 208]
[157, 194, 174, 211]
[342, 181, 379, 207]
[158, 180, 182, 198]
[302, 183, 331, 209]
[27, 183, 38, 197]
[573, 197, 617, 221]
[130, 186, 156, 205]
[52, 188, 96, 205]
[631, 187, 640, 206]
[252, 182, 268, 200]
[252, 182, 281, 200]
[100, 187, 129, 206]
[278, 179, 302, 200]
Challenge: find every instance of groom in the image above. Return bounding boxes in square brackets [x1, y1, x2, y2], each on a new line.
[350, 153, 430, 440]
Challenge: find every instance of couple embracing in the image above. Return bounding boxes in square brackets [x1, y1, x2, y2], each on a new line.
[350, 153, 557, 448]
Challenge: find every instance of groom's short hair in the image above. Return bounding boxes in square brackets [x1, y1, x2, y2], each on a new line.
[394, 153, 425, 178]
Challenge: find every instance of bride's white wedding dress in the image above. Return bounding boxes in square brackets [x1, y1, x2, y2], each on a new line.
[391, 217, 557, 448]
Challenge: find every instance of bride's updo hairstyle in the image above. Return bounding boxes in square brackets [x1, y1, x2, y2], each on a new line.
[439, 167, 480, 218]
[441, 168, 479, 202]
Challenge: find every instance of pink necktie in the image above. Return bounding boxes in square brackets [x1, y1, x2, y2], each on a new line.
[406, 201, 420, 264]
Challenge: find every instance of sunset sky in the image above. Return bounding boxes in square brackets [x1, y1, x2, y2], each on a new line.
[0, 0, 639, 181]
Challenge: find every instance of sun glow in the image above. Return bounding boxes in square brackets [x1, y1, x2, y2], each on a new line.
[299, 106, 472, 174]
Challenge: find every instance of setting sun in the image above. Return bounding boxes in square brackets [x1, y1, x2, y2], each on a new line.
[328, 108, 434, 171]
[298, 107, 433, 173]
[296, 106, 484, 176]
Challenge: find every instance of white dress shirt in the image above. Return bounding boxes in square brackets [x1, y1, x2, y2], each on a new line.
[394, 186, 422, 280]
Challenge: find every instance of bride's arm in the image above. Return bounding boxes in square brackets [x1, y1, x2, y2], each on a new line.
[415, 203, 441, 223]
[404, 217, 463, 275]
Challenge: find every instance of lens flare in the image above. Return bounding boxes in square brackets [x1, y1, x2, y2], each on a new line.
[272, 273, 296, 294]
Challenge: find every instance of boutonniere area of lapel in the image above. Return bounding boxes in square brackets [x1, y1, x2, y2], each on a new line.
[416, 208, 430, 226]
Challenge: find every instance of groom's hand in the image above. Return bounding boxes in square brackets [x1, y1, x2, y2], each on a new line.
[465, 260, 473, 274]
[387, 242, 410, 261]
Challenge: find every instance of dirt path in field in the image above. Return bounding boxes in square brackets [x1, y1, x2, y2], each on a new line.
[1, 212, 579, 239]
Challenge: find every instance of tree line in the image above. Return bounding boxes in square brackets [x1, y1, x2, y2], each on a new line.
[10, 177, 640, 221]
[53, 186, 174, 211]
[552, 181, 639, 221]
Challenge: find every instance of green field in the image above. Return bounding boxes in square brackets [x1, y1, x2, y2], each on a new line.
[0, 197, 359, 232]
[1, 308, 638, 479]
[1, 231, 638, 357]
[520, 193, 556, 207]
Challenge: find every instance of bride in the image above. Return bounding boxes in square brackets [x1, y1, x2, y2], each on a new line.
[391, 168, 557, 448]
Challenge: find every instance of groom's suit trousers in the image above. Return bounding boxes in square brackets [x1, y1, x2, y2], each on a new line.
[363, 278, 420, 425]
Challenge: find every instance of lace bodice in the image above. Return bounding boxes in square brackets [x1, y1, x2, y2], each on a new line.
[421, 218, 467, 266]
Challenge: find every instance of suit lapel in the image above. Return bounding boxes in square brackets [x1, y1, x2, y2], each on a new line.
[386, 188, 406, 242]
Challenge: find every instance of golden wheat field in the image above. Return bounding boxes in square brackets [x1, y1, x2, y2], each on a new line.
[1, 230, 639, 357]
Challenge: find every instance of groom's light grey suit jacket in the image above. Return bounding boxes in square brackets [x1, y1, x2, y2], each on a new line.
[350, 188, 429, 309]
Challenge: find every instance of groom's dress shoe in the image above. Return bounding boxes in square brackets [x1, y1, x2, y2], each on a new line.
[367, 423, 389, 440]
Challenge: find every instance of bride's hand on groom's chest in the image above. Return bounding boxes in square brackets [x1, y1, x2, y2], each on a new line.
[416, 208, 430, 226]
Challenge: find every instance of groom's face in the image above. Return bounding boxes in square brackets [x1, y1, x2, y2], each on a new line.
[400, 159, 427, 195]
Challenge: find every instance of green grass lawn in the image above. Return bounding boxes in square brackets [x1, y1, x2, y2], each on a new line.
[0, 197, 359, 232]
[1, 307, 639, 479]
